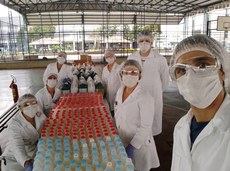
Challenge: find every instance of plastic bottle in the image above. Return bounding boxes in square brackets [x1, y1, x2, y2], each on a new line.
[85, 164, 93, 171]
[105, 162, 113, 171]
[87, 78, 96, 92]
[79, 76, 87, 92]
[125, 158, 134, 171]
[75, 165, 82, 171]
[64, 165, 72, 171]
[96, 163, 103, 171]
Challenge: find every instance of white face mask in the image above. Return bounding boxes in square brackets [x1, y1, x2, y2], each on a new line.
[106, 57, 115, 65]
[122, 75, 139, 88]
[177, 69, 223, 109]
[23, 104, 40, 118]
[57, 57, 66, 64]
[139, 42, 151, 53]
[47, 79, 57, 88]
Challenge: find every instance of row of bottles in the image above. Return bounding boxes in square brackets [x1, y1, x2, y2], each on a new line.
[34, 136, 133, 171]
[41, 107, 117, 139]
[34, 93, 134, 171]
[54, 93, 104, 108]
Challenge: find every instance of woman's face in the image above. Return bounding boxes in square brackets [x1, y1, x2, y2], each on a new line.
[121, 66, 140, 88]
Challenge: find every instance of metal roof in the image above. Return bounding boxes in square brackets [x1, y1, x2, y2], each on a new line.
[0, 0, 229, 26]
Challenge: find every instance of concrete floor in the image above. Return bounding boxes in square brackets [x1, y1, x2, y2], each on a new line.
[0, 64, 190, 171]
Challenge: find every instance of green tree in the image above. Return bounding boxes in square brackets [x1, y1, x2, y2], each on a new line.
[94, 25, 118, 38]
[123, 24, 161, 41]
[28, 25, 56, 42]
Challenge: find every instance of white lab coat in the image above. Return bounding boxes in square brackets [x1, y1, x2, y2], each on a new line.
[102, 62, 121, 111]
[114, 85, 160, 171]
[128, 49, 169, 135]
[43, 62, 74, 89]
[171, 94, 230, 171]
[1, 111, 46, 171]
[35, 86, 61, 116]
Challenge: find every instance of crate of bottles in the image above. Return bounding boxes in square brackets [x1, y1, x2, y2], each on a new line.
[34, 93, 134, 171]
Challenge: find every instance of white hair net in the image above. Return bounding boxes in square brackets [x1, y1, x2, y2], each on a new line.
[43, 72, 58, 85]
[170, 34, 230, 93]
[120, 59, 142, 73]
[104, 50, 116, 60]
[137, 30, 153, 41]
[18, 93, 36, 107]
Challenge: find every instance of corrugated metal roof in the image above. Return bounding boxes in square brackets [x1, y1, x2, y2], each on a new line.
[0, 0, 229, 25]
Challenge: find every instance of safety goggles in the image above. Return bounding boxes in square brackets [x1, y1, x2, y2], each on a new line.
[21, 100, 37, 108]
[169, 58, 220, 81]
[120, 70, 140, 76]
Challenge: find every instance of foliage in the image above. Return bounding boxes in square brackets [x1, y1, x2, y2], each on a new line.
[93, 24, 161, 42]
[94, 25, 118, 38]
[52, 45, 60, 53]
[28, 25, 56, 42]
[123, 25, 161, 41]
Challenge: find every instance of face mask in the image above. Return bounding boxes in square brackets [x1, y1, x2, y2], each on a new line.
[122, 75, 139, 88]
[139, 42, 151, 53]
[47, 79, 57, 88]
[177, 69, 223, 109]
[105, 57, 114, 65]
[23, 104, 40, 118]
[57, 57, 66, 64]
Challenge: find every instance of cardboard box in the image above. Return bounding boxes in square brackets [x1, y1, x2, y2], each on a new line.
[80, 55, 92, 62]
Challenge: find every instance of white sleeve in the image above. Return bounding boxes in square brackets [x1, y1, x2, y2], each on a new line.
[8, 122, 31, 167]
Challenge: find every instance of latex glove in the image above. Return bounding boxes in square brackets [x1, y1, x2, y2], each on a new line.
[24, 161, 33, 171]
[125, 144, 134, 159]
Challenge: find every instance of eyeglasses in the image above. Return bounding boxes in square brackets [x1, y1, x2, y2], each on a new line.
[169, 58, 220, 81]
[22, 100, 37, 108]
[121, 70, 140, 76]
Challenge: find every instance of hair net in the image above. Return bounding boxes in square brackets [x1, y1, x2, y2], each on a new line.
[43, 72, 58, 86]
[104, 50, 116, 59]
[57, 51, 67, 58]
[120, 59, 142, 73]
[137, 30, 153, 41]
[18, 93, 36, 107]
[170, 34, 230, 93]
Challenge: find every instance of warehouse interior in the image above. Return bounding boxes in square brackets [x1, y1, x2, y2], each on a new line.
[0, 0, 230, 171]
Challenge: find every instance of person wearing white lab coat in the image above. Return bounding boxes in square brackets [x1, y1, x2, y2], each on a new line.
[43, 51, 73, 90]
[128, 30, 169, 136]
[170, 34, 230, 171]
[36, 72, 61, 116]
[102, 50, 121, 117]
[114, 60, 160, 171]
[1, 94, 46, 171]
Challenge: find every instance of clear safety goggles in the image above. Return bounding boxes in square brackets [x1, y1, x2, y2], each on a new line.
[120, 70, 140, 76]
[169, 58, 221, 81]
[21, 100, 37, 108]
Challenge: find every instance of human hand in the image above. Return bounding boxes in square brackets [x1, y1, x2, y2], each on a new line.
[125, 144, 134, 159]
[24, 160, 33, 171]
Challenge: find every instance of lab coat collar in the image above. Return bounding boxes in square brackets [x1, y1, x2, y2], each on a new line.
[106, 62, 119, 72]
[209, 93, 230, 131]
[176, 94, 230, 154]
[119, 84, 142, 105]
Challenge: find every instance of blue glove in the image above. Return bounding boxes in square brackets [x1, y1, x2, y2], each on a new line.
[125, 144, 134, 159]
[24, 162, 33, 171]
